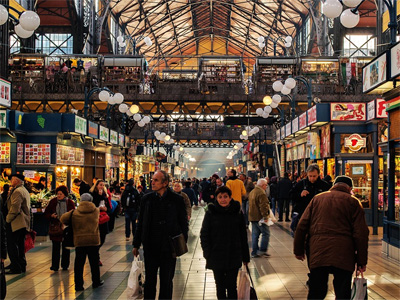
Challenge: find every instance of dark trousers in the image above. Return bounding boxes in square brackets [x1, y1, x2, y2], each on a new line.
[1, 262, 6, 300]
[212, 268, 239, 300]
[125, 209, 138, 238]
[308, 266, 353, 300]
[108, 213, 116, 232]
[144, 251, 176, 300]
[6, 226, 26, 273]
[51, 240, 70, 270]
[278, 198, 290, 221]
[242, 200, 249, 226]
[74, 246, 101, 289]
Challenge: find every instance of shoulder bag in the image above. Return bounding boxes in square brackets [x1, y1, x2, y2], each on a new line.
[170, 233, 188, 258]
[48, 219, 64, 237]
[63, 210, 74, 249]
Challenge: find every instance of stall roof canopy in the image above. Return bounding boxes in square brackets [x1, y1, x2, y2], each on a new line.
[110, 0, 310, 66]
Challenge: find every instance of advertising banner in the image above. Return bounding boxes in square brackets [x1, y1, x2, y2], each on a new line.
[57, 145, 84, 166]
[299, 112, 307, 130]
[24, 144, 51, 164]
[330, 103, 366, 121]
[99, 125, 109, 142]
[110, 130, 118, 145]
[320, 124, 331, 158]
[363, 52, 387, 92]
[119, 133, 125, 147]
[0, 110, 7, 128]
[75, 116, 87, 135]
[88, 121, 99, 139]
[307, 106, 317, 126]
[0, 78, 11, 108]
[390, 42, 400, 79]
[292, 117, 299, 134]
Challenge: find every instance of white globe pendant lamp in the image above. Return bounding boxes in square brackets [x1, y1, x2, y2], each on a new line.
[284, 78, 296, 89]
[19, 11, 40, 31]
[0, 5, 9, 25]
[257, 36, 265, 43]
[272, 94, 282, 103]
[272, 81, 283, 92]
[256, 108, 264, 116]
[342, 0, 363, 7]
[117, 36, 124, 43]
[322, 0, 343, 18]
[340, 8, 360, 28]
[270, 101, 279, 109]
[98, 90, 110, 102]
[129, 105, 139, 114]
[264, 106, 272, 114]
[281, 85, 291, 95]
[133, 113, 141, 122]
[15, 24, 34, 38]
[118, 103, 129, 113]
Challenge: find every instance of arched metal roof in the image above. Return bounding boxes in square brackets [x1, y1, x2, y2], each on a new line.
[110, 0, 310, 64]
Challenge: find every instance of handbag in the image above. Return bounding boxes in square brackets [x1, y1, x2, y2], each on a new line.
[127, 256, 145, 298]
[237, 266, 251, 300]
[63, 210, 74, 249]
[24, 230, 36, 253]
[99, 211, 110, 224]
[351, 271, 368, 300]
[247, 265, 258, 300]
[48, 219, 64, 236]
[170, 233, 188, 258]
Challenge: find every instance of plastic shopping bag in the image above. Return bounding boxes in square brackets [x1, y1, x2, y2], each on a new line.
[128, 256, 145, 299]
[237, 266, 251, 300]
[351, 272, 367, 300]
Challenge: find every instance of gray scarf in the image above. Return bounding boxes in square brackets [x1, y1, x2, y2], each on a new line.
[56, 198, 68, 218]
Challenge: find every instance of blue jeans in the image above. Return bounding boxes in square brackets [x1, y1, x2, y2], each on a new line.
[125, 209, 138, 238]
[251, 221, 270, 256]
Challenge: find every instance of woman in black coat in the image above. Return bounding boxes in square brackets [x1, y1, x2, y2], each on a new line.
[200, 186, 250, 299]
[89, 179, 111, 266]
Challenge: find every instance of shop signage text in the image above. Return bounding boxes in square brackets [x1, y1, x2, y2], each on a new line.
[390, 42, 400, 79]
[344, 134, 366, 152]
[330, 103, 366, 121]
[376, 98, 387, 118]
[0, 142, 10, 163]
[285, 122, 291, 137]
[0, 78, 11, 108]
[118, 133, 124, 147]
[88, 121, 99, 139]
[110, 130, 118, 144]
[307, 106, 317, 126]
[75, 116, 87, 135]
[367, 100, 375, 121]
[99, 125, 109, 142]
[299, 112, 307, 129]
[292, 117, 299, 133]
[363, 52, 387, 93]
[0, 110, 6, 128]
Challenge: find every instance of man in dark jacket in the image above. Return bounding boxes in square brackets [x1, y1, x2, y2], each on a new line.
[291, 164, 331, 221]
[132, 171, 188, 300]
[182, 181, 198, 207]
[121, 179, 141, 241]
[73, 178, 90, 196]
[277, 172, 293, 222]
[0, 211, 7, 299]
[294, 176, 369, 299]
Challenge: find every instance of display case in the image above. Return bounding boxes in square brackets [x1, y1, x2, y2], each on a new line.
[344, 162, 372, 208]
[102, 56, 145, 83]
[162, 69, 198, 81]
[255, 57, 297, 83]
[300, 57, 339, 84]
[200, 56, 243, 83]
[9, 55, 45, 81]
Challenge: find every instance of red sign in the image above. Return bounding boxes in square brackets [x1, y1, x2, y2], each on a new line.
[330, 103, 366, 121]
[376, 98, 388, 118]
[307, 106, 317, 126]
[344, 134, 366, 152]
[299, 112, 307, 129]
[320, 124, 331, 158]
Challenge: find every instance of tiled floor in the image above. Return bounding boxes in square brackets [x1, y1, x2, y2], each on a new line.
[4, 206, 400, 299]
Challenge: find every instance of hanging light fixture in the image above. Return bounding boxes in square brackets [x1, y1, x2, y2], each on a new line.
[263, 95, 273, 106]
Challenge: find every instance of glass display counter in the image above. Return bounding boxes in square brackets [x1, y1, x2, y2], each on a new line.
[344, 162, 372, 208]
[300, 57, 339, 85]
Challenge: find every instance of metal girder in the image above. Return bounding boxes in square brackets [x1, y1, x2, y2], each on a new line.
[95, 0, 111, 53]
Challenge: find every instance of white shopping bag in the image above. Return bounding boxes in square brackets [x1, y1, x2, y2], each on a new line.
[237, 266, 251, 300]
[351, 273, 367, 300]
[128, 256, 145, 299]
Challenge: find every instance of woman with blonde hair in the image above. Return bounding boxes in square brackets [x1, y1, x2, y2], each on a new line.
[89, 179, 111, 266]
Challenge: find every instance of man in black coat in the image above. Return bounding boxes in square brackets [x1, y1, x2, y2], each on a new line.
[277, 172, 293, 222]
[73, 178, 90, 196]
[132, 171, 188, 300]
[291, 164, 331, 223]
[121, 179, 141, 241]
[0, 211, 7, 300]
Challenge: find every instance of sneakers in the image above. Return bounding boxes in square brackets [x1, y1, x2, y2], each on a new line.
[251, 254, 260, 258]
[260, 252, 271, 257]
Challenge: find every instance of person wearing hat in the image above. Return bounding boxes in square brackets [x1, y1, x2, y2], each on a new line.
[60, 193, 103, 291]
[5, 174, 31, 274]
[293, 175, 369, 300]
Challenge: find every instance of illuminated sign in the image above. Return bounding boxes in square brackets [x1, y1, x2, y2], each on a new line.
[299, 112, 307, 129]
[75, 116, 87, 135]
[88, 121, 99, 139]
[0, 78, 11, 108]
[99, 126, 109, 142]
[307, 106, 317, 126]
[344, 134, 366, 152]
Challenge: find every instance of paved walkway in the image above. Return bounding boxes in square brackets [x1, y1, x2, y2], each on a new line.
[4, 206, 400, 299]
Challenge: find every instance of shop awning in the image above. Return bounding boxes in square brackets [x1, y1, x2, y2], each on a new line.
[9, 0, 25, 19]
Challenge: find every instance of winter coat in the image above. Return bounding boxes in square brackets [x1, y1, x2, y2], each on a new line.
[60, 201, 100, 247]
[243, 180, 255, 202]
[277, 177, 293, 200]
[44, 197, 75, 241]
[248, 185, 270, 222]
[0, 211, 6, 260]
[177, 191, 191, 219]
[200, 200, 250, 271]
[294, 184, 369, 273]
[182, 187, 197, 204]
[91, 190, 111, 235]
[78, 181, 91, 196]
[226, 178, 246, 204]
[6, 184, 31, 232]
[291, 177, 331, 216]
[121, 184, 141, 211]
[269, 182, 278, 199]
[133, 188, 188, 253]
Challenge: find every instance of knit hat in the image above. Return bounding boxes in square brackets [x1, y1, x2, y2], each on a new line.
[80, 193, 93, 202]
[11, 173, 25, 181]
[334, 176, 353, 188]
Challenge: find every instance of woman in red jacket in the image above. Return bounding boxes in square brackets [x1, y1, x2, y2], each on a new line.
[44, 185, 75, 271]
